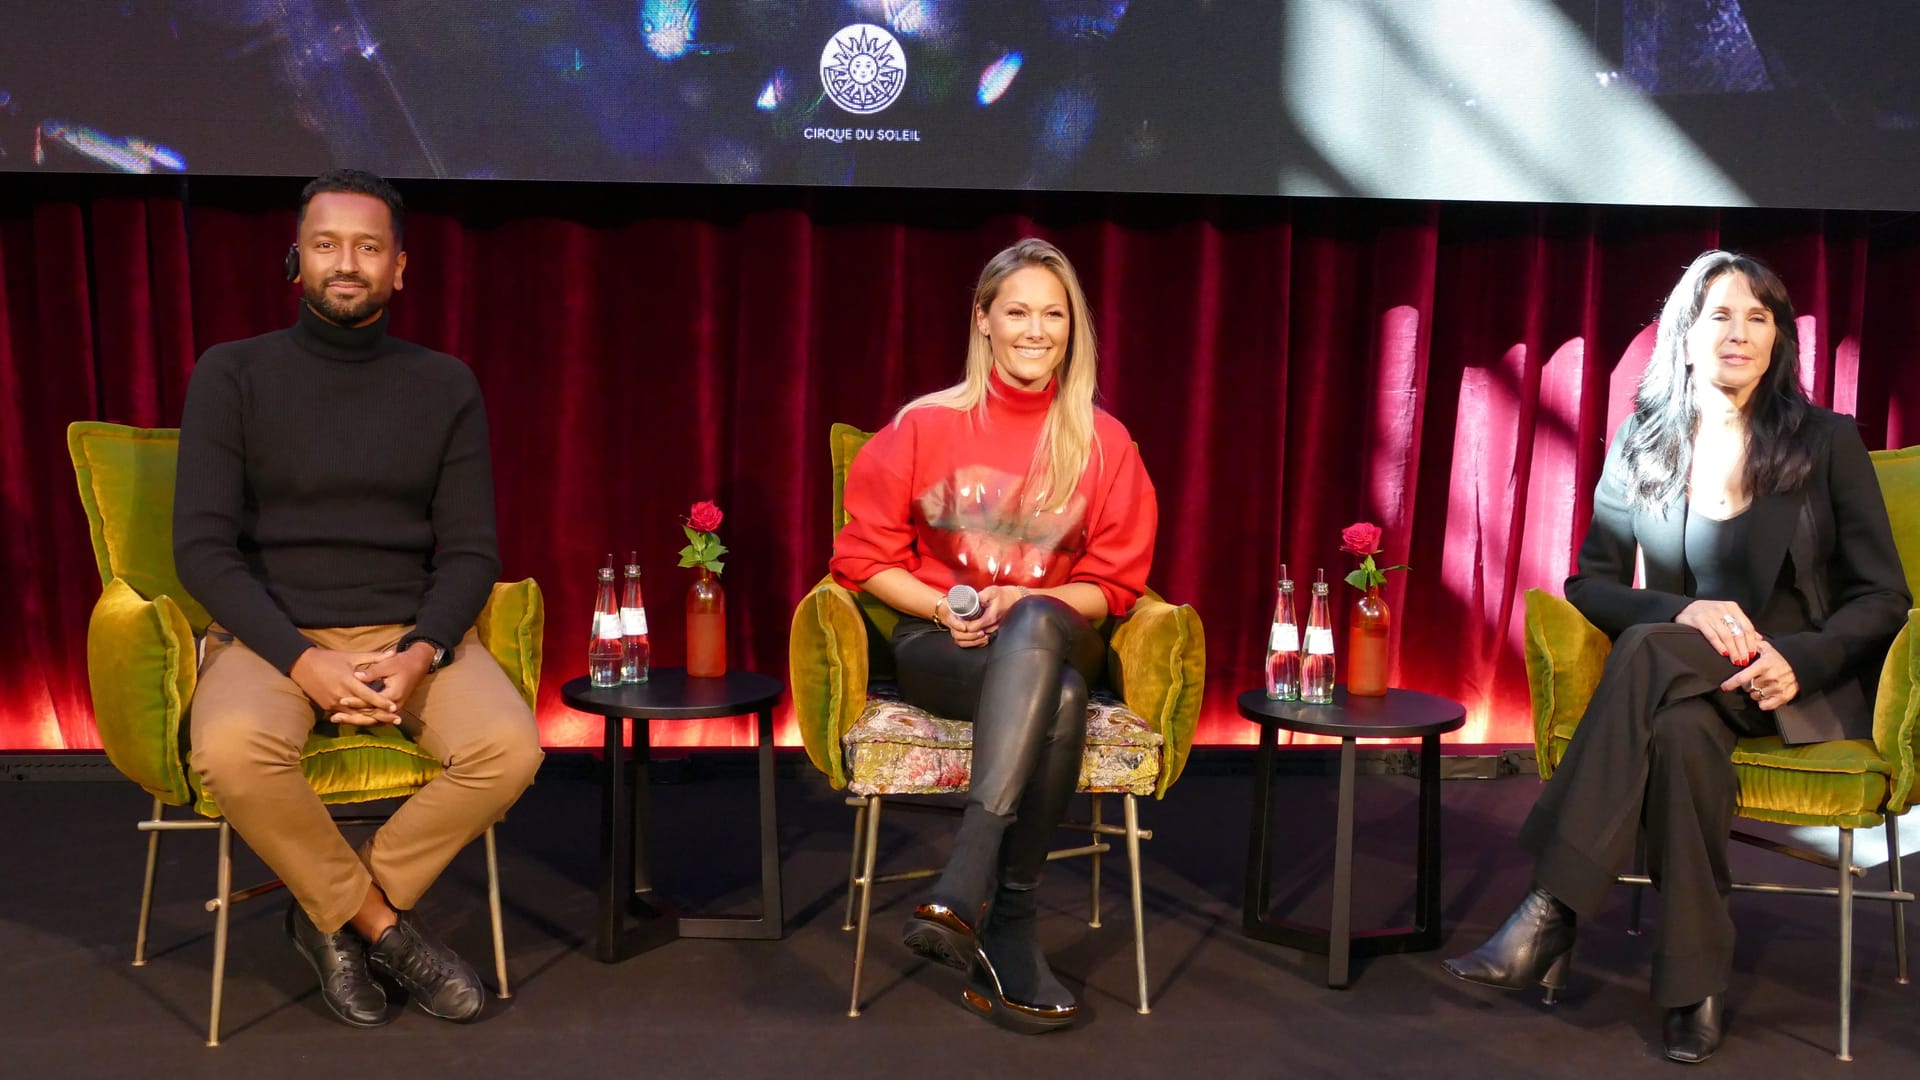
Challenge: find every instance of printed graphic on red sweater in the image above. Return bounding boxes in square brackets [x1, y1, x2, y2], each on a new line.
[914, 465, 1088, 587]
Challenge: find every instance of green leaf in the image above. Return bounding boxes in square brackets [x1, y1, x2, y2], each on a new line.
[705, 559, 725, 575]
[1344, 568, 1370, 591]
[682, 524, 701, 545]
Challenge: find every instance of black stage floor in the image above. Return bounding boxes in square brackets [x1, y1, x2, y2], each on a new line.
[3, 753, 1913, 1078]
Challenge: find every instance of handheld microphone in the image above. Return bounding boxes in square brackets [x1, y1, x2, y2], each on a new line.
[946, 584, 982, 621]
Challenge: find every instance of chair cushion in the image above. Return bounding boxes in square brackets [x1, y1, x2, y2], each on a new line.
[1872, 615, 1920, 815]
[1523, 589, 1611, 781]
[1535, 732, 1895, 830]
[830, 422, 876, 536]
[475, 579, 545, 711]
[1730, 737, 1892, 828]
[844, 686, 1162, 796]
[67, 423, 211, 633]
[1107, 594, 1206, 794]
[87, 578, 197, 805]
[189, 725, 444, 818]
[790, 580, 872, 790]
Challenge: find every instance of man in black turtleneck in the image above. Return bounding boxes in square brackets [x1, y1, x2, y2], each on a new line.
[173, 169, 542, 1029]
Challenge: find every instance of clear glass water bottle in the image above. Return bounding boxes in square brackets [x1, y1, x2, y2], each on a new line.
[1265, 566, 1301, 700]
[619, 551, 650, 684]
[588, 557, 624, 688]
[1301, 569, 1337, 704]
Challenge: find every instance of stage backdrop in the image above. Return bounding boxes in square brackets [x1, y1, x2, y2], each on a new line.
[8, 175, 1920, 751]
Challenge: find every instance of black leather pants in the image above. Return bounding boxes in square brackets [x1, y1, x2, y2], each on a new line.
[891, 596, 1106, 883]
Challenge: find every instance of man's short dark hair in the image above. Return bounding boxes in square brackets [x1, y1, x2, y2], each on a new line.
[298, 169, 405, 247]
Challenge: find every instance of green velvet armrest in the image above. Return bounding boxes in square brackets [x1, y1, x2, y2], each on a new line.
[790, 578, 870, 790]
[475, 579, 545, 711]
[1872, 610, 1920, 814]
[86, 577, 197, 806]
[1107, 591, 1206, 797]
[1523, 588, 1613, 780]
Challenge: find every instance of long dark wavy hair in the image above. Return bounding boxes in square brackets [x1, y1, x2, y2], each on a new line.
[1622, 250, 1812, 511]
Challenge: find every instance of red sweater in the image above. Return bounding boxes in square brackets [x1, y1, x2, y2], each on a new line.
[832, 369, 1158, 617]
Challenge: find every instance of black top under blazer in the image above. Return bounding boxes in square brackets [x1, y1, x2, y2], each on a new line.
[1565, 407, 1911, 745]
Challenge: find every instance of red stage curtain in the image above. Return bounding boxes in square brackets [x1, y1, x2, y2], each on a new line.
[7, 177, 1920, 750]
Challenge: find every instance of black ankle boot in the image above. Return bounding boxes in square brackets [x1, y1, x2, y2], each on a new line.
[978, 885, 1076, 1005]
[284, 902, 390, 1028]
[962, 884, 1077, 1034]
[1442, 887, 1578, 1004]
[1663, 994, 1726, 1063]
[904, 804, 1012, 970]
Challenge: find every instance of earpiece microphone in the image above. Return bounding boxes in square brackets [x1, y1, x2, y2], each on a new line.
[946, 584, 982, 621]
[284, 244, 300, 282]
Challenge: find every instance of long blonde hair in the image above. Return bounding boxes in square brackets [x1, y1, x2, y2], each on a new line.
[896, 237, 1099, 512]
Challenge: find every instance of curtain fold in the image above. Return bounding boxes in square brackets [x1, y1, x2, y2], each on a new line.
[7, 177, 1920, 750]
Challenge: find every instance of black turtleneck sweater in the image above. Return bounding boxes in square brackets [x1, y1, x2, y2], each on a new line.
[173, 303, 501, 674]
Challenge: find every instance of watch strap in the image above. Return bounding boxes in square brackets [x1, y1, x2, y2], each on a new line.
[397, 633, 451, 671]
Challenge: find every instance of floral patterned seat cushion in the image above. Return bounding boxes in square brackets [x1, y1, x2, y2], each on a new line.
[844, 685, 1162, 796]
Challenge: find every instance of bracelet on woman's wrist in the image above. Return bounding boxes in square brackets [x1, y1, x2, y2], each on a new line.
[932, 597, 949, 628]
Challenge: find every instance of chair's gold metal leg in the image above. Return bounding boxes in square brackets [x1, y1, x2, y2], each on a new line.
[1838, 827, 1855, 1062]
[1888, 815, 1908, 985]
[849, 796, 883, 1018]
[1628, 831, 1647, 935]
[134, 797, 164, 966]
[1125, 794, 1149, 1014]
[207, 821, 233, 1048]
[843, 798, 868, 932]
[1088, 795, 1103, 929]
[485, 826, 510, 999]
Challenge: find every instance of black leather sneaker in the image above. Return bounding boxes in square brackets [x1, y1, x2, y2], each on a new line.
[366, 911, 486, 1023]
[284, 902, 391, 1028]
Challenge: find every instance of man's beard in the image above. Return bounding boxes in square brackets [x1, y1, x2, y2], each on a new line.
[303, 277, 387, 327]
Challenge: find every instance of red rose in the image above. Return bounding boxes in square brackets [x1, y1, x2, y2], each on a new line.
[1340, 522, 1382, 557]
[688, 500, 724, 533]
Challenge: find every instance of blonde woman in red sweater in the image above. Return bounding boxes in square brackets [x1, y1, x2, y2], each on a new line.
[830, 238, 1158, 1033]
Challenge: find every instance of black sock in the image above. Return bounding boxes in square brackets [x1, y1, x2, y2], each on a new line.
[928, 804, 1014, 920]
[977, 883, 1074, 1008]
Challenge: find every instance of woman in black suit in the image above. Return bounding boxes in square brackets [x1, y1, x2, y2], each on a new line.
[1444, 250, 1909, 1063]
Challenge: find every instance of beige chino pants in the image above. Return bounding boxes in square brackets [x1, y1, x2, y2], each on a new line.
[189, 623, 543, 933]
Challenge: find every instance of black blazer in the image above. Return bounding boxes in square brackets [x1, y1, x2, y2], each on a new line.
[1565, 407, 1911, 744]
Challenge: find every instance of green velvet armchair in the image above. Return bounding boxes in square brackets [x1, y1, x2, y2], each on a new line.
[1522, 445, 1920, 1062]
[67, 421, 545, 1046]
[789, 423, 1206, 1018]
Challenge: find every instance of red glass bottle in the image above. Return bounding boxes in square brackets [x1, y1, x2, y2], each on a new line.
[1347, 586, 1391, 696]
[685, 568, 727, 678]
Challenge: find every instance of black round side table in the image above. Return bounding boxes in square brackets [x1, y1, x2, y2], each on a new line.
[562, 668, 785, 963]
[1239, 686, 1466, 988]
